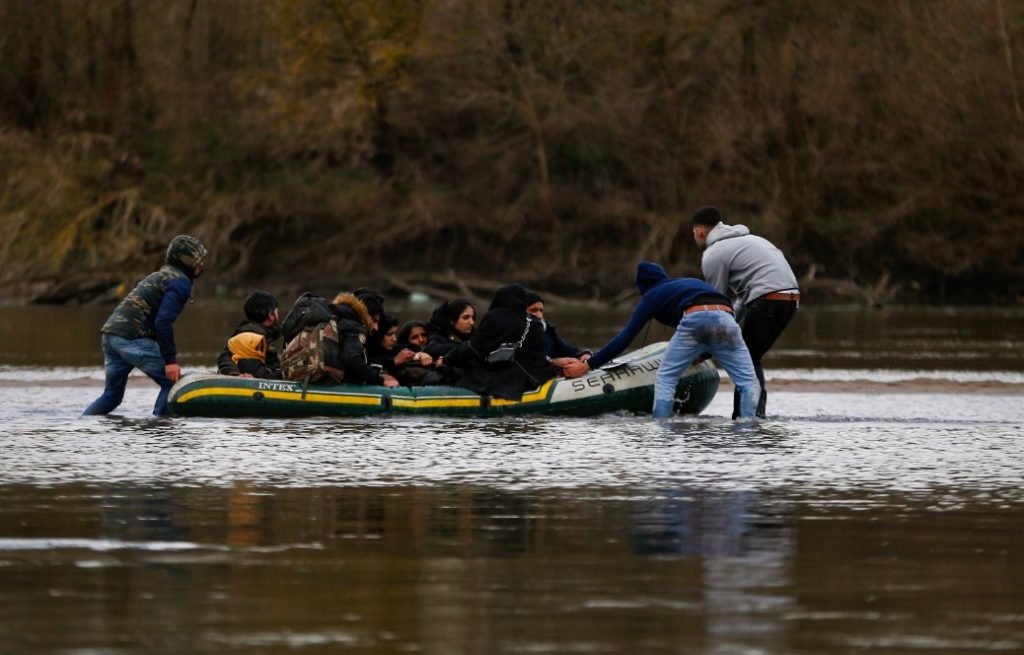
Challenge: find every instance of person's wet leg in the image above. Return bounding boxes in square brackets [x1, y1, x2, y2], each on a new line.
[653, 316, 703, 419]
[83, 335, 133, 415]
[754, 361, 767, 418]
[119, 337, 175, 416]
[710, 315, 759, 419]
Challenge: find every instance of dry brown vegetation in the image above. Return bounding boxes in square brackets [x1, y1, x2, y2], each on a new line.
[1, 0, 1022, 304]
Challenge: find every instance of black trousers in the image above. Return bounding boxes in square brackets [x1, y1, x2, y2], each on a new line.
[732, 298, 798, 419]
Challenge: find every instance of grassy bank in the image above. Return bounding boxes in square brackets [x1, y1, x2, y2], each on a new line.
[2, 1, 1022, 305]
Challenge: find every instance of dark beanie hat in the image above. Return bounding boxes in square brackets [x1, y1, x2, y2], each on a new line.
[524, 290, 543, 305]
[244, 290, 278, 322]
[354, 287, 385, 318]
[691, 206, 724, 228]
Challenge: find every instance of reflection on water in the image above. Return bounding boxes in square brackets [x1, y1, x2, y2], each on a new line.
[1, 481, 1022, 654]
[1, 304, 1023, 653]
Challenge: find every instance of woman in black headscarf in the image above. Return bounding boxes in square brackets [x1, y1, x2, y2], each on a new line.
[445, 284, 559, 401]
[423, 298, 475, 360]
[367, 314, 434, 386]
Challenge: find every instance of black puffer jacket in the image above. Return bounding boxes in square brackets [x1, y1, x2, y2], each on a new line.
[330, 293, 385, 386]
[217, 319, 282, 378]
[446, 284, 558, 400]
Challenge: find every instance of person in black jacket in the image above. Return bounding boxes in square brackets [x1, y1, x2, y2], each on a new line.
[397, 320, 429, 352]
[445, 284, 559, 401]
[524, 291, 591, 367]
[367, 314, 400, 374]
[330, 292, 399, 387]
[420, 298, 475, 385]
[217, 290, 282, 379]
[423, 298, 475, 359]
[369, 314, 434, 386]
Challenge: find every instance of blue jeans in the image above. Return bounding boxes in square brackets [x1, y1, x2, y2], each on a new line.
[653, 309, 760, 419]
[83, 334, 174, 416]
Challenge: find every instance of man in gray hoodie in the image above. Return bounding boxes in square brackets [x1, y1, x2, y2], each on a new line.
[691, 207, 799, 419]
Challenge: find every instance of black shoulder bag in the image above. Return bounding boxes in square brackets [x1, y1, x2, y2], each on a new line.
[484, 318, 531, 367]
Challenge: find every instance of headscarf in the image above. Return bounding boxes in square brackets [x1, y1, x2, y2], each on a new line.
[427, 298, 475, 338]
[488, 283, 529, 313]
[398, 320, 428, 348]
[370, 313, 399, 352]
[228, 332, 267, 364]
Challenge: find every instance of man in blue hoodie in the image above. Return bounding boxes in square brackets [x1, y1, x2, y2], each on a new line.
[563, 262, 760, 419]
[83, 235, 207, 416]
[692, 207, 799, 419]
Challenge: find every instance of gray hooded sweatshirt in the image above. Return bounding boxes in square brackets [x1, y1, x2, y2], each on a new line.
[701, 223, 798, 316]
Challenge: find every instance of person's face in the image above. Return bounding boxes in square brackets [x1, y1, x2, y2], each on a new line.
[453, 307, 475, 335]
[692, 225, 709, 250]
[526, 301, 544, 320]
[265, 308, 279, 328]
[382, 326, 398, 350]
[408, 326, 428, 348]
[372, 315, 380, 334]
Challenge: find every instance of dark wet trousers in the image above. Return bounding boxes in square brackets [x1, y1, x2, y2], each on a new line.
[732, 298, 798, 419]
[84, 334, 174, 416]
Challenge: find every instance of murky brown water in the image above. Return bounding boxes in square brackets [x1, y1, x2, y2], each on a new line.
[1, 303, 1023, 653]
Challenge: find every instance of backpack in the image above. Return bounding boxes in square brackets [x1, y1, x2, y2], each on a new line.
[281, 292, 335, 344]
[280, 320, 345, 393]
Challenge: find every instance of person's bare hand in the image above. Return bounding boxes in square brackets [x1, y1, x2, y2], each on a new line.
[165, 363, 181, 383]
[394, 349, 416, 365]
[562, 360, 590, 379]
[415, 352, 433, 367]
[239, 373, 254, 379]
[382, 374, 400, 388]
[580, 353, 592, 363]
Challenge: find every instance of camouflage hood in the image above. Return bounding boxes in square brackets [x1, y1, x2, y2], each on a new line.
[165, 235, 207, 278]
[332, 292, 374, 331]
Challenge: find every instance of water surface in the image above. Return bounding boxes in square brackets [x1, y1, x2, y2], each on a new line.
[1, 304, 1022, 654]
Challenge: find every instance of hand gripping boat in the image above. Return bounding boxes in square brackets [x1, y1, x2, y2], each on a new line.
[168, 342, 719, 418]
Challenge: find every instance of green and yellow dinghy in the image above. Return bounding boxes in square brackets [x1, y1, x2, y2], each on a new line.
[168, 342, 719, 418]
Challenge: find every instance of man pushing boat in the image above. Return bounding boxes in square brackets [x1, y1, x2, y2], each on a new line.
[563, 262, 760, 420]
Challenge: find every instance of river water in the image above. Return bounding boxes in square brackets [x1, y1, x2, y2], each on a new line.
[1, 303, 1023, 654]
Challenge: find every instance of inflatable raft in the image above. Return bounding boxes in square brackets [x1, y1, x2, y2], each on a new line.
[168, 341, 719, 418]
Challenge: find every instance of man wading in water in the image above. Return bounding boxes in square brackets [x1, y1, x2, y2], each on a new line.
[691, 207, 799, 419]
[83, 235, 207, 416]
[563, 262, 760, 420]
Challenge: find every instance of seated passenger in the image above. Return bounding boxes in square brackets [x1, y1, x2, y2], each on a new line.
[217, 290, 282, 379]
[397, 320, 429, 352]
[424, 298, 475, 359]
[524, 291, 591, 367]
[445, 284, 559, 401]
[370, 315, 434, 386]
[352, 288, 386, 338]
[367, 314, 401, 373]
[329, 292, 399, 387]
[397, 320, 435, 386]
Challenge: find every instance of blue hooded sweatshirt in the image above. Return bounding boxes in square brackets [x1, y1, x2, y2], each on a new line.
[587, 262, 730, 369]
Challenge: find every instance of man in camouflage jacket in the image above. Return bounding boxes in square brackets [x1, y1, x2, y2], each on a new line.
[84, 235, 207, 416]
